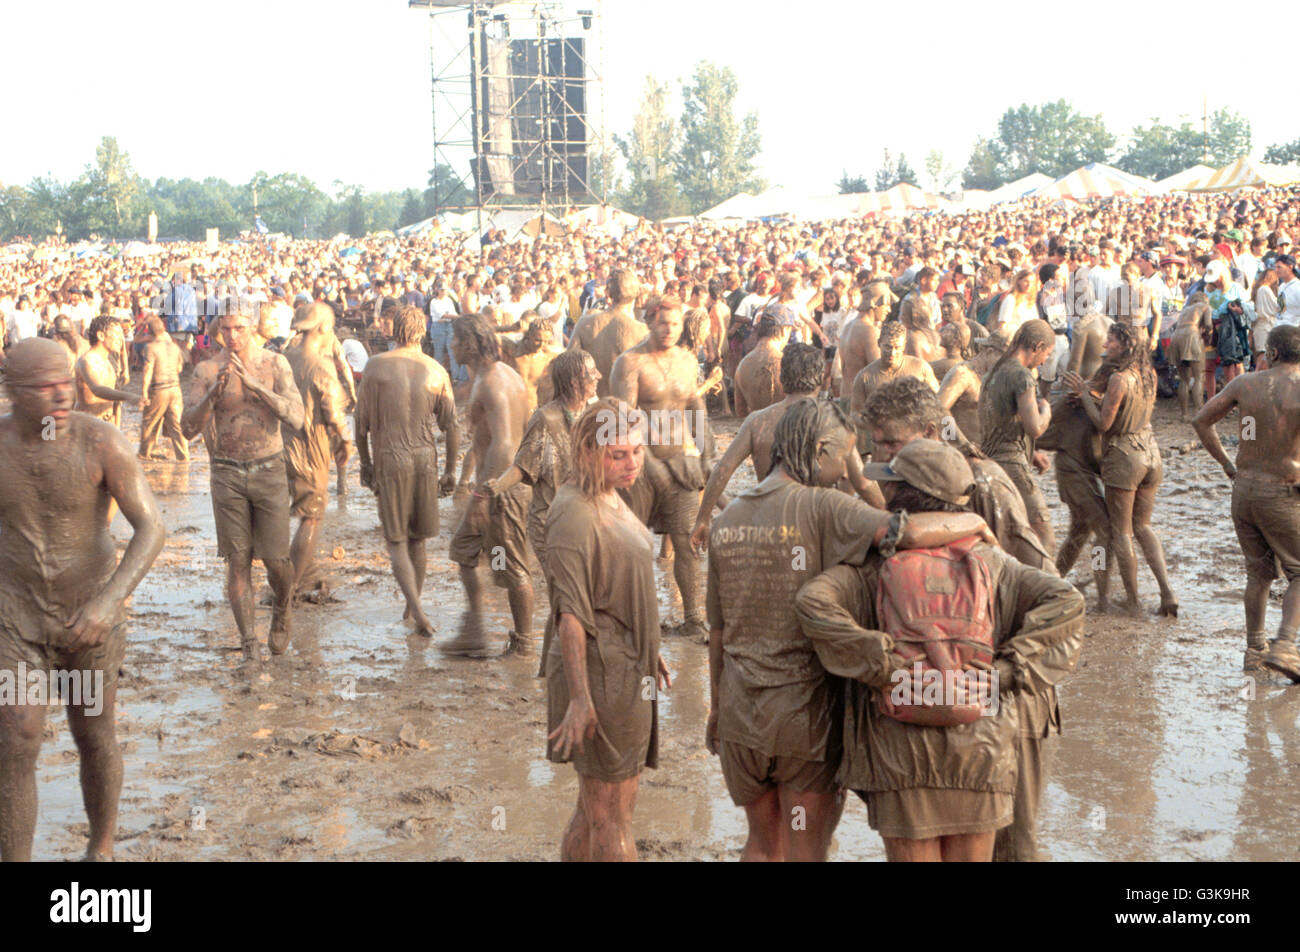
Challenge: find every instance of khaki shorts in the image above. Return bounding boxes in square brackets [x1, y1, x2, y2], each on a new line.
[999, 459, 1050, 527]
[210, 455, 292, 562]
[859, 787, 1013, 839]
[0, 620, 127, 697]
[1101, 431, 1161, 492]
[718, 740, 840, 806]
[448, 482, 532, 587]
[619, 454, 704, 537]
[1232, 476, 1300, 582]
[375, 449, 441, 543]
[288, 457, 329, 520]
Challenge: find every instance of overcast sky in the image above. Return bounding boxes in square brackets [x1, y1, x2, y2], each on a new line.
[4, 0, 1293, 196]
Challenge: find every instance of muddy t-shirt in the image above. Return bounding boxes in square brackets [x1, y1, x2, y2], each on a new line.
[706, 479, 889, 760]
[284, 345, 346, 477]
[979, 362, 1035, 465]
[513, 401, 574, 522]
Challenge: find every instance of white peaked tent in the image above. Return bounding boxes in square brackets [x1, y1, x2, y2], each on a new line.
[1155, 165, 1214, 192]
[1188, 157, 1300, 192]
[1032, 163, 1156, 199]
[858, 183, 949, 215]
[985, 172, 1055, 204]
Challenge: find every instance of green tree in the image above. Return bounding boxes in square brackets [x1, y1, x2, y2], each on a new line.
[875, 149, 897, 191]
[836, 171, 870, 194]
[992, 100, 1114, 180]
[962, 137, 1004, 190]
[1265, 138, 1300, 165]
[84, 136, 142, 236]
[895, 153, 918, 187]
[587, 134, 623, 205]
[1206, 108, 1251, 166]
[673, 62, 763, 214]
[615, 76, 683, 219]
[424, 161, 472, 214]
[1118, 109, 1252, 179]
[250, 171, 328, 237]
[396, 189, 424, 228]
[925, 149, 957, 193]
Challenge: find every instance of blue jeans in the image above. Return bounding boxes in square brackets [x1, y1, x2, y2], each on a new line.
[427, 320, 467, 383]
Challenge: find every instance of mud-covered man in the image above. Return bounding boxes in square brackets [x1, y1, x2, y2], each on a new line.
[1194, 324, 1300, 677]
[75, 314, 140, 425]
[444, 313, 534, 657]
[137, 316, 189, 461]
[182, 302, 305, 662]
[355, 304, 459, 638]
[0, 338, 165, 861]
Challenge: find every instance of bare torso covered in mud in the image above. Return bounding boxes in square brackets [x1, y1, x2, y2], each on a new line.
[467, 360, 530, 481]
[187, 346, 297, 461]
[1069, 312, 1112, 381]
[733, 340, 785, 417]
[1222, 370, 1300, 484]
[75, 348, 126, 422]
[839, 314, 881, 390]
[142, 336, 185, 391]
[0, 414, 126, 644]
[612, 343, 701, 461]
[589, 312, 647, 398]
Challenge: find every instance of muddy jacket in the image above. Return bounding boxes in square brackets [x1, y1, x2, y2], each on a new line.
[795, 543, 1084, 795]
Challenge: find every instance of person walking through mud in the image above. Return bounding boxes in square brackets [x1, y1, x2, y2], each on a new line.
[0, 338, 165, 861]
[1064, 322, 1178, 618]
[75, 314, 139, 424]
[444, 313, 534, 657]
[137, 316, 189, 461]
[543, 399, 671, 861]
[1193, 325, 1300, 676]
[705, 400, 994, 861]
[282, 304, 351, 600]
[182, 303, 305, 662]
[355, 304, 459, 638]
[586, 269, 646, 399]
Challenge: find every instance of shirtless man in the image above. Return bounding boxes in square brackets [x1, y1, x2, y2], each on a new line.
[901, 269, 943, 362]
[137, 316, 189, 460]
[75, 315, 140, 424]
[937, 331, 1007, 446]
[505, 318, 565, 413]
[1167, 295, 1211, 420]
[444, 314, 534, 657]
[0, 338, 165, 861]
[733, 310, 793, 418]
[980, 321, 1057, 558]
[939, 292, 970, 352]
[586, 270, 647, 398]
[282, 304, 351, 598]
[182, 304, 305, 662]
[929, 321, 968, 384]
[611, 293, 709, 640]
[355, 304, 458, 638]
[1066, 306, 1113, 381]
[849, 321, 938, 456]
[692, 343, 883, 551]
[838, 280, 891, 393]
[1194, 325, 1300, 677]
[52, 315, 89, 373]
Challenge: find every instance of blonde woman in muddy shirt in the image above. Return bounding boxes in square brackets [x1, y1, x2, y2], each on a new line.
[1065, 322, 1177, 618]
[543, 399, 671, 862]
[705, 399, 994, 861]
[0, 339, 165, 861]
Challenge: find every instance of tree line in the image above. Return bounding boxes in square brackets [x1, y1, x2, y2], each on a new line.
[839, 100, 1287, 194]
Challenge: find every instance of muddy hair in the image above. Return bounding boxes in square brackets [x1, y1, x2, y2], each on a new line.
[862, 376, 944, 435]
[393, 304, 426, 346]
[516, 312, 550, 355]
[570, 397, 647, 498]
[680, 307, 709, 352]
[986, 318, 1055, 380]
[768, 397, 855, 487]
[549, 348, 591, 404]
[452, 313, 500, 363]
[86, 313, 116, 346]
[1095, 322, 1155, 399]
[607, 269, 640, 305]
[885, 482, 967, 515]
[643, 292, 684, 324]
[1268, 324, 1300, 365]
[754, 315, 780, 340]
[780, 342, 826, 395]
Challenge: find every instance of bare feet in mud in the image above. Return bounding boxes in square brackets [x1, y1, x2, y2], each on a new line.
[401, 603, 437, 638]
[664, 617, 709, 645]
[1158, 599, 1179, 618]
[269, 607, 292, 655]
[504, 631, 536, 657]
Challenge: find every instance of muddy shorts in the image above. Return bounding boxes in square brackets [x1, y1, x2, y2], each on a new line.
[1232, 476, 1300, 582]
[1101, 430, 1161, 492]
[859, 787, 1013, 839]
[619, 454, 705, 537]
[210, 454, 292, 562]
[287, 456, 329, 521]
[375, 448, 441, 543]
[998, 459, 1050, 528]
[0, 619, 127, 698]
[718, 740, 840, 806]
[1055, 453, 1107, 528]
[448, 482, 532, 587]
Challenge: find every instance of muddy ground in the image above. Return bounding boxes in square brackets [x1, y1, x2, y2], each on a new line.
[22, 384, 1300, 862]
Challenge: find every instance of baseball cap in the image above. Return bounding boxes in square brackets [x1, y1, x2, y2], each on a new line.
[1275, 253, 1297, 270]
[862, 439, 975, 507]
[762, 302, 800, 328]
[1203, 260, 1230, 285]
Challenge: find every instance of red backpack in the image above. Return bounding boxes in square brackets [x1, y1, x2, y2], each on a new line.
[875, 536, 996, 726]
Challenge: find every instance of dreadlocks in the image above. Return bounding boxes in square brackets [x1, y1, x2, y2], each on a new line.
[768, 397, 854, 486]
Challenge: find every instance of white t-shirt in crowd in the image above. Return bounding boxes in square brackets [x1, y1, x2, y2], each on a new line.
[428, 294, 458, 323]
[1278, 278, 1300, 327]
[341, 338, 369, 374]
[10, 308, 38, 341]
[265, 301, 294, 340]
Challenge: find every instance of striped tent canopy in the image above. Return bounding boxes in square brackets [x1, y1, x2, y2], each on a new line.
[860, 182, 948, 215]
[1154, 164, 1214, 192]
[1031, 163, 1156, 199]
[1187, 157, 1300, 192]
